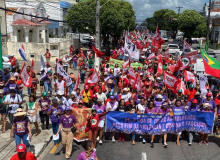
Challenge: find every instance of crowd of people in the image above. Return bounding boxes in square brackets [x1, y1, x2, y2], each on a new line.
[0, 40, 219, 160]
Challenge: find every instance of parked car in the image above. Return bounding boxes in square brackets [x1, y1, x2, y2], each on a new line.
[167, 44, 181, 55]
[2, 55, 19, 71]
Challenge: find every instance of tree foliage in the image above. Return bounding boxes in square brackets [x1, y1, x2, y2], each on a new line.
[178, 10, 206, 38]
[65, 0, 135, 36]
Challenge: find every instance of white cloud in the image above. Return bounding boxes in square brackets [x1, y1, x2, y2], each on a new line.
[125, 0, 207, 22]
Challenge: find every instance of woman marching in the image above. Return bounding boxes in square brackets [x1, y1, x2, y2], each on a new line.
[56, 106, 77, 159]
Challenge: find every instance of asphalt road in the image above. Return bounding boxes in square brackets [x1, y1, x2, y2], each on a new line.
[40, 132, 220, 160]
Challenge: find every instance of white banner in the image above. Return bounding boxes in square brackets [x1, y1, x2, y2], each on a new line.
[199, 73, 207, 98]
[124, 35, 140, 60]
[87, 70, 99, 84]
[40, 55, 46, 69]
[57, 62, 72, 86]
[20, 63, 32, 87]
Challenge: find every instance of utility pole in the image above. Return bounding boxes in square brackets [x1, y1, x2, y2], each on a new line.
[95, 0, 100, 71]
[206, 0, 211, 43]
[176, 7, 183, 40]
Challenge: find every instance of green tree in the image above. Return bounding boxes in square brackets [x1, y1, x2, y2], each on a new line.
[178, 10, 206, 40]
[65, 0, 135, 46]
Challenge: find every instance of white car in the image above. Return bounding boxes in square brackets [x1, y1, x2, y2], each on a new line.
[167, 44, 181, 54]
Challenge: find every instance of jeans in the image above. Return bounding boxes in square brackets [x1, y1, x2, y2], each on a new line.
[15, 133, 30, 147]
[44, 82, 52, 95]
[63, 66, 68, 72]
[80, 73, 85, 83]
[8, 112, 15, 124]
[39, 112, 49, 129]
[52, 123, 60, 144]
[73, 62, 77, 70]
[27, 87, 31, 95]
[189, 131, 195, 143]
[69, 86, 74, 97]
[130, 133, 135, 141]
[110, 88, 115, 94]
[17, 89, 23, 97]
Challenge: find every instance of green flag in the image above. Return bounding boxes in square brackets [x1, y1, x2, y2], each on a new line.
[205, 42, 209, 51]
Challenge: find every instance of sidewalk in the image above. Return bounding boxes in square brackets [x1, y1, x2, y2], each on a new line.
[191, 43, 220, 54]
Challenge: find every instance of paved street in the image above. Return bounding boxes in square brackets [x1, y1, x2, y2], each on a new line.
[40, 133, 220, 160]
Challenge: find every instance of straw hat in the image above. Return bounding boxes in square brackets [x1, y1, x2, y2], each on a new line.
[14, 108, 26, 117]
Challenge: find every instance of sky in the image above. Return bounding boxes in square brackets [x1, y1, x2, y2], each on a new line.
[125, 0, 210, 23]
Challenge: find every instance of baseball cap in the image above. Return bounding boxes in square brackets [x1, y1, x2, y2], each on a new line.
[97, 98, 102, 102]
[154, 83, 159, 87]
[109, 74, 114, 78]
[189, 84, 194, 89]
[157, 77, 161, 80]
[52, 98, 58, 104]
[65, 106, 71, 111]
[42, 91, 47, 97]
[17, 144, 26, 153]
[46, 62, 49, 66]
[192, 99, 198, 104]
[85, 85, 89, 89]
[205, 86, 210, 89]
[78, 100, 84, 104]
[123, 88, 128, 92]
[162, 102, 169, 107]
[93, 94, 97, 98]
[110, 96, 115, 99]
[57, 91, 64, 95]
[178, 89, 182, 93]
[206, 92, 212, 97]
[89, 68, 94, 72]
[92, 108, 97, 112]
[157, 94, 163, 99]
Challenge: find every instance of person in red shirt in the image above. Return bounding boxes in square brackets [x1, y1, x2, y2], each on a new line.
[44, 49, 51, 63]
[72, 100, 87, 109]
[69, 44, 75, 55]
[10, 144, 37, 160]
[93, 81, 106, 94]
[184, 84, 197, 101]
[10, 54, 17, 70]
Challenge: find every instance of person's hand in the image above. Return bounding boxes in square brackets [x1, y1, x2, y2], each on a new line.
[51, 106, 55, 110]
[10, 132, 13, 138]
[28, 133, 32, 139]
[56, 132, 59, 136]
[107, 108, 111, 112]
[159, 113, 162, 115]
[31, 114, 34, 118]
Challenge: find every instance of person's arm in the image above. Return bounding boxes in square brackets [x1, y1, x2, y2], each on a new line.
[4, 96, 11, 105]
[47, 106, 53, 115]
[17, 95, 23, 105]
[25, 103, 28, 112]
[27, 121, 32, 139]
[32, 103, 38, 116]
[10, 124, 15, 138]
[56, 123, 63, 135]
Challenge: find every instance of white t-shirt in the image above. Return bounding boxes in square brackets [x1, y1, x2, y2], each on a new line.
[56, 97, 69, 110]
[62, 57, 69, 66]
[137, 103, 146, 113]
[114, 67, 121, 77]
[96, 93, 107, 104]
[68, 98, 78, 107]
[121, 93, 131, 102]
[4, 94, 22, 113]
[44, 67, 52, 73]
[106, 101, 118, 111]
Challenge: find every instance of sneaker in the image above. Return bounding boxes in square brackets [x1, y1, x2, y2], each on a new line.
[99, 140, 102, 144]
[199, 142, 202, 145]
[112, 137, 115, 143]
[150, 142, 154, 147]
[188, 143, 192, 146]
[118, 137, 122, 142]
[122, 139, 125, 143]
[204, 141, 208, 145]
[140, 135, 143, 138]
[163, 142, 168, 147]
[142, 138, 146, 144]
[96, 136, 99, 141]
[159, 138, 162, 143]
[93, 148, 96, 152]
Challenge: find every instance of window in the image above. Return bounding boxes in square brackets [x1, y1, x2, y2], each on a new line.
[215, 31, 219, 43]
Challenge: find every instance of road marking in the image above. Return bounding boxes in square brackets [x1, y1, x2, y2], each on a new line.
[50, 142, 60, 154]
[142, 152, 147, 160]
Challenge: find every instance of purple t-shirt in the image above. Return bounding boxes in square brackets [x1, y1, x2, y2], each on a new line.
[158, 108, 169, 114]
[202, 99, 217, 111]
[145, 107, 157, 114]
[59, 114, 77, 128]
[188, 105, 200, 111]
[73, 56, 78, 63]
[182, 101, 191, 111]
[154, 101, 163, 109]
[172, 106, 184, 112]
[93, 104, 106, 120]
[77, 151, 97, 160]
[48, 105, 64, 124]
[13, 117, 29, 136]
[39, 98, 51, 111]
[9, 83, 17, 91]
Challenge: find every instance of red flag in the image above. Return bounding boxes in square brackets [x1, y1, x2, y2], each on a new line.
[134, 73, 142, 91]
[177, 80, 186, 94]
[185, 51, 197, 64]
[164, 48, 169, 60]
[91, 45, 105, 57]
[128, 66, 136, 86]
[183, 40, 191, 51]
[74, 74, 80, 91]
[155, 59, 163, 77]
[148, 53, 156, 60]
[153, 24, 165, 49]
[19, 62, 32, 87]
[30, 59, 34, 71]
[122, 59, 131, 68]
[184, 70, 196, 86]
[163, 71, 180, 90]
[85, 69, 100, 86]
[167, 65, 175, 73]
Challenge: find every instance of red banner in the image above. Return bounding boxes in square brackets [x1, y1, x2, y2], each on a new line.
[19, 62, 32, 87]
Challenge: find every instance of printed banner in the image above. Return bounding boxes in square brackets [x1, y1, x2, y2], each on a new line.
[72, 109, 91, 142]
[124, 35, 140, 60]
[19, 62, 32, 87]
[106, 111, 214, 135]
[199, 73, 208, 98]
[57, 62, 72, 86]
[108, 58, 142, 70]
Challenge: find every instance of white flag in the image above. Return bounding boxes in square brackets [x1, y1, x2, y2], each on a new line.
[57, 62, 72, 86]
[199, 73, 207, 98]
[183, 41, 191, 52]
[40, 55, 46, 69]
[124, 34, 140, 60]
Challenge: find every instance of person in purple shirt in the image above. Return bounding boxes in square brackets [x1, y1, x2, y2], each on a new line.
[47, 98, 64, 146]
[77, 141, 98, 160]
[145, 100, 157, 147]
[158, 102, 170, 147]
[106, 75, 116, 94]
[188, 99, 200, 146]
[203, 92, 217, 113]
[171, 99, 184, 146]
[182, 95, 191, 111]
[56, 106, 77, 159]
[154, 94, 164, 109]
[92, 99, 106, 144]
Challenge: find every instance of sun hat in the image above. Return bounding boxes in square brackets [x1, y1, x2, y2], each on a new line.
[204, 103, 211, 108]
[17, 144, 26, 153]
[65, 106, 71, 111]
[42, 91, 47, 97]
[14, 108, 26, 117]
[0, 89, 3, 94]
[195, 92, 200, 95]
[57, 91, 64, 95]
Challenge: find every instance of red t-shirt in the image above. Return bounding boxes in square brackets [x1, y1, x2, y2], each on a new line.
[10, 57, 16, 66]
[10, 152, 37, 160]
[45, 52, 51, 58]
[184, 89, 196, 101]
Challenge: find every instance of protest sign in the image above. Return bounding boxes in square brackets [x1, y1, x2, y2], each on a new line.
[20, 62, 32, 87]
[106, 111, 214, 135]
[72, 108, 91, 142]
[124, 35, 140, 60]
[108, 58, 142, 70]
[57, 62, 72, 86]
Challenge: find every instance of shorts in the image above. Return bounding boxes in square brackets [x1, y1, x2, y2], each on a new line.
[98, 120, 105, 128]
[40, 81, 44, 86]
